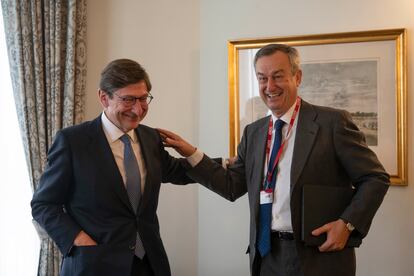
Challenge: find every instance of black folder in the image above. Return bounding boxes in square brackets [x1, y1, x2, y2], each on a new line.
[301, 185, 362, 247]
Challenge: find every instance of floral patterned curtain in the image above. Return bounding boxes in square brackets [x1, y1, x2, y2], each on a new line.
[0, 0, 86, 275]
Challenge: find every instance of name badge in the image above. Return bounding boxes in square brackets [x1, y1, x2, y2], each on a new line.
[260, 189, 273, 204]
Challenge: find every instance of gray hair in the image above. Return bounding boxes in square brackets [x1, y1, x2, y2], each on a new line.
[254, 44, 301, 74]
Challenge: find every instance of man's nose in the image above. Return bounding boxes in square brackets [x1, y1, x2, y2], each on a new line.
[266, 78, 278, 91]
[131, 101, 144, 113]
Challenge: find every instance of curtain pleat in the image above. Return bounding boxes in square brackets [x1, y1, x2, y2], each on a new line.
[0, 1, 87, 275]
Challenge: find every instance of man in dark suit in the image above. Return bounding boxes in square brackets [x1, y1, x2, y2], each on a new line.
[159, 44, 389, 276]
[31, 59, 198, 276]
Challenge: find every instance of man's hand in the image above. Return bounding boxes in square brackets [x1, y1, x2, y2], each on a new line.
[311, 219, 351, 252]
[73, 230, 97, 246]
[157, 128, 197, 157]
[227, 157, 237, 166]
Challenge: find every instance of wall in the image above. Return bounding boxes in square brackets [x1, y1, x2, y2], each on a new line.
[199, 0, 414, 276]
[86, 1, 200, 275]
[86, 0, 414, 275]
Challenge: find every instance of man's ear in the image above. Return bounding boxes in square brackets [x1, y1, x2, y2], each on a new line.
[295, 69, 302, 87]
[98, 89, 109, 108]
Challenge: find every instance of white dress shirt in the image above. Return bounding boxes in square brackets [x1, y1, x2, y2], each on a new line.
[101, 112, 147, 193]
[267, 101, 300, 232]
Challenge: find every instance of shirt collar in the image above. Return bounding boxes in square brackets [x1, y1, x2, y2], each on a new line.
[101, 112, 137, 143]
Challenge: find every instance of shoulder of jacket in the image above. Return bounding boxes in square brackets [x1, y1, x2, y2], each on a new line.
[246, 115, 270, 131]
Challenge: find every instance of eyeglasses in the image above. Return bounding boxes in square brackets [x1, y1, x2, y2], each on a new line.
[113, 92, 154, 106]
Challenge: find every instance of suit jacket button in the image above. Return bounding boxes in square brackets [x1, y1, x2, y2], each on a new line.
[129, 245, 135, 250]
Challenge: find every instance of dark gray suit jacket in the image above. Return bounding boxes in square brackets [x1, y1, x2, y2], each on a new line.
[188, 100, 389, 276]
[31, 116, 193, 276]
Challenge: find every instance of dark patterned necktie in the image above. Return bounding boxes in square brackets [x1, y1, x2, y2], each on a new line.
[120, 134, 145, 258]
[257, 119, 285, 257]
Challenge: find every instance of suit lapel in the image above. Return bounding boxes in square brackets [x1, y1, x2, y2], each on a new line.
[251, 117, 270, 223]
[135, 126, 154, 214]
[90, 117, 134, 213]
[290, 101, 319, 191]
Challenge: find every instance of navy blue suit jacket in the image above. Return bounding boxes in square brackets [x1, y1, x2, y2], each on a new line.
[31, 116, 193, 276]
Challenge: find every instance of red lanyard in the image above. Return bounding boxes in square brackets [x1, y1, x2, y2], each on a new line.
[263, 97, 301, 189]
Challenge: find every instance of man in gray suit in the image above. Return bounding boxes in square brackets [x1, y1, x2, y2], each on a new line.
[159, 44, 389, 276]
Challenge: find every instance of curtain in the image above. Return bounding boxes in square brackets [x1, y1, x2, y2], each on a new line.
[0, 0, 87, 275]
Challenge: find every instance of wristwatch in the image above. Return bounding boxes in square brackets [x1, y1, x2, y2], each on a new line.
[344, 221, 355, 232]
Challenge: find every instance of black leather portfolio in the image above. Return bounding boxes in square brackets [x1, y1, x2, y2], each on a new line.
[301, 185, 362, 247]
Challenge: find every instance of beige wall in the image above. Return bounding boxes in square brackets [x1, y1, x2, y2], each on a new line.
[86, 0, 414, 275]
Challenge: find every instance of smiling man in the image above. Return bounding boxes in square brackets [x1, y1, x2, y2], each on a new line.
[31, 59, 197, 276]
[255, 49, 302, 117]
[159, 44, 389, 276]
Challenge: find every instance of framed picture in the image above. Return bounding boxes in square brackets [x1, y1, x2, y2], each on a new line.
[228, 29, 407, 185]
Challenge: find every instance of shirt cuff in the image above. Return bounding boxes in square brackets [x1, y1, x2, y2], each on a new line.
[186, 149, 204, 167]
[222, 158, 228, 169]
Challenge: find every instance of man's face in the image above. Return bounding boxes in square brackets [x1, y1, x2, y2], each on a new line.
[99, 81, 149, 132]
[255, 51, 302, 117]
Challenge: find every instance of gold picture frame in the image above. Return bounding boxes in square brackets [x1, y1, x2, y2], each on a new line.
[228, 29, 407, 185]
